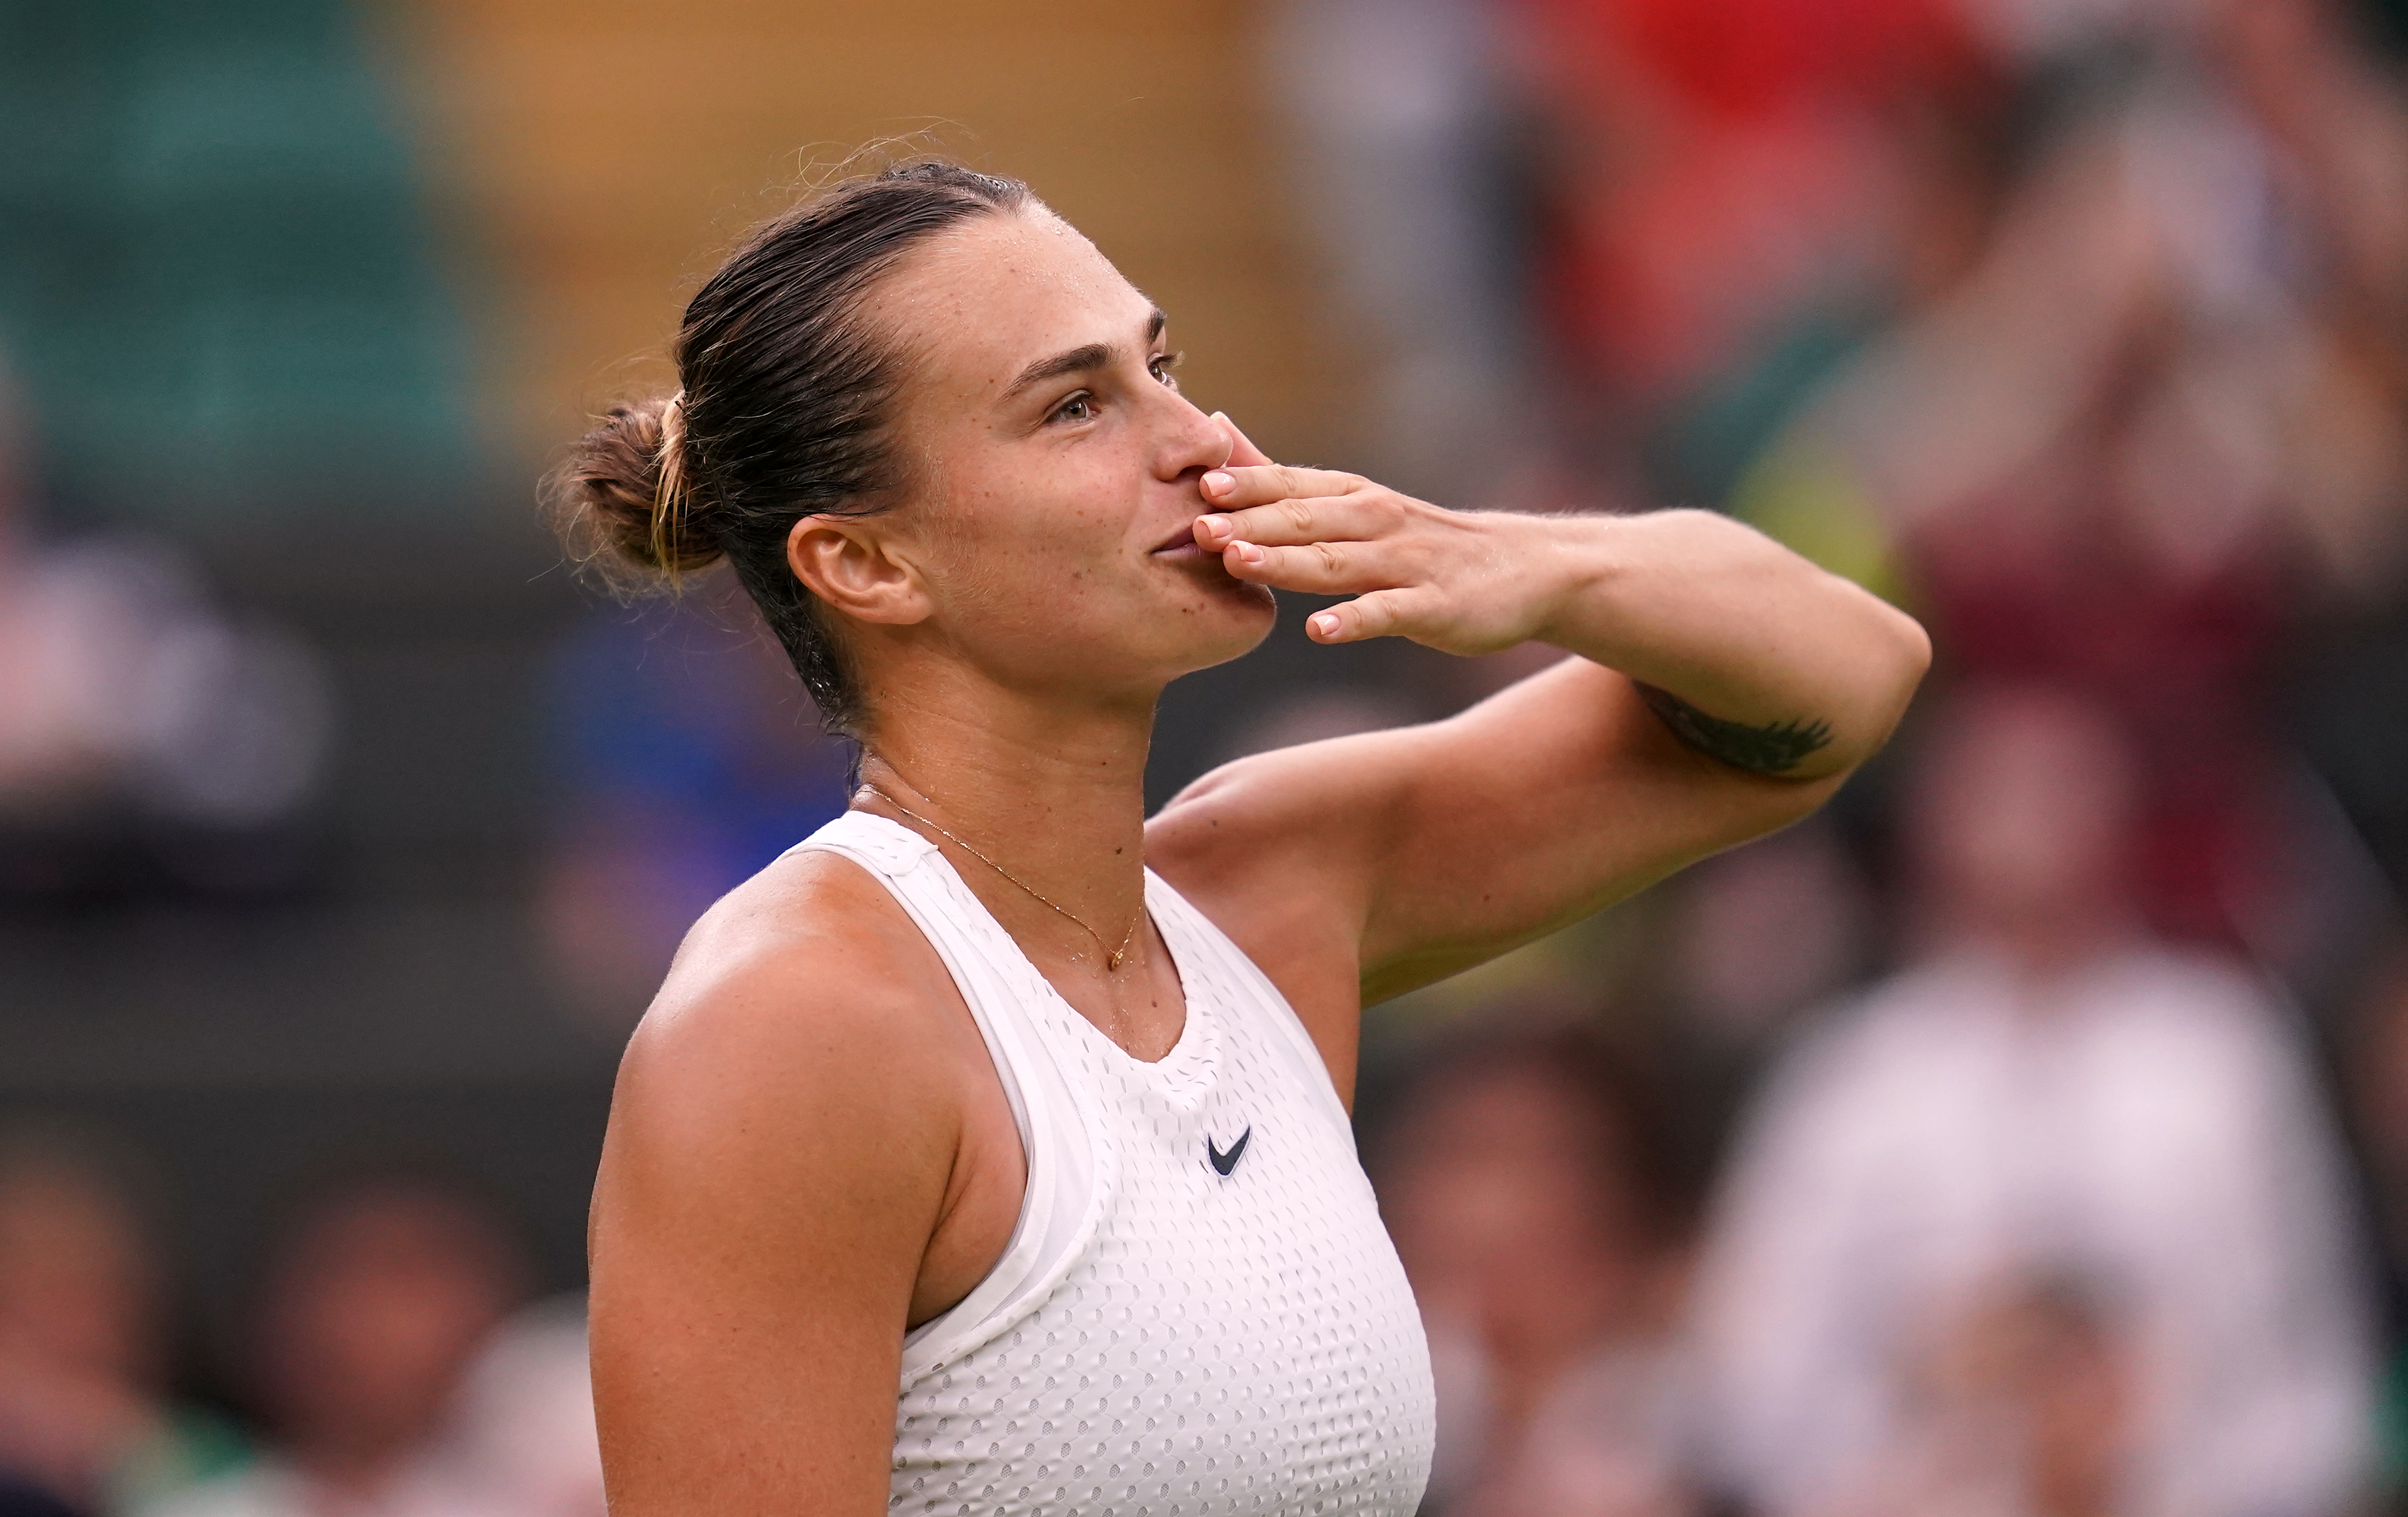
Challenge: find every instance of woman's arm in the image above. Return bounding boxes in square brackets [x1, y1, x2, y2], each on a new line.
[1149, 470, 1927, 1083]
[1200, 475, 1921, 779]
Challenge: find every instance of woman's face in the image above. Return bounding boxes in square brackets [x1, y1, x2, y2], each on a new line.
[837, 209, 1276, 705]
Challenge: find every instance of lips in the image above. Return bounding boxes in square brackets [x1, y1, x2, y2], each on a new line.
[1152, 521, 1199, 555]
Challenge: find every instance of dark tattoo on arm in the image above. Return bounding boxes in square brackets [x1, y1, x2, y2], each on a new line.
[1636, 682, 1833, 776]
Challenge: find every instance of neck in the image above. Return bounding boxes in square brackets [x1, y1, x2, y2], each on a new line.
[856, 666, 1157, 961]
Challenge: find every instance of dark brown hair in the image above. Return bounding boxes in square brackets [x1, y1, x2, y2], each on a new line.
[549, 159, 1036, 730]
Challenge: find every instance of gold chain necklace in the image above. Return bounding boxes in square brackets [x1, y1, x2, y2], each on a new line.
[857, 782, 1142, 971]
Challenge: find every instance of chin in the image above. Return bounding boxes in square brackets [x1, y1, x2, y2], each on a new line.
[1040, 575, 1274, 694]
[1168, 581, 1278, 674]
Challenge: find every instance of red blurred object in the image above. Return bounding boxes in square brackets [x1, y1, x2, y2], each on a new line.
[1509, 0, 1991, 398]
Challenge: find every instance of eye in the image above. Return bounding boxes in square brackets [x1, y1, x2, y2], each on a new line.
[1048, 391, 1096, 425]
[1151, 351, 1184, 388]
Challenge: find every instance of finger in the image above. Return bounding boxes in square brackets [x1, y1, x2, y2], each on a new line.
[1197, 489, 1394, 552]
[1211, 412, 1274, 468]
[1219, 536, 1392, 595]
[1198, 462, 1356, 512]
[1307, 586, 1436, 643]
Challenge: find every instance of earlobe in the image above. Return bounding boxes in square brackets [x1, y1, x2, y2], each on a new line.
[786, 518, 932, 626]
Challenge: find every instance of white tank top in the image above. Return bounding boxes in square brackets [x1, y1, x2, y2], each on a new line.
[786, 811, 1435, 1517]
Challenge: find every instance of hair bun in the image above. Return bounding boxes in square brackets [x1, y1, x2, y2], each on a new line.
[551, 394, 724, 580]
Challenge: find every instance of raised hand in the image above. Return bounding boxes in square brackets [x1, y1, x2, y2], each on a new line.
[1193, 423, 1560, 656]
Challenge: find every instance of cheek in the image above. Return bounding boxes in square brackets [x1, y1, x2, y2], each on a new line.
[934, 518, 1120, 641]
[933, 461, 1141, 606]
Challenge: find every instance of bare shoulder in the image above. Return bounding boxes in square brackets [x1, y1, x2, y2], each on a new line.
[588, 849, 993, 1511]
[627, 848, 960, 1100]
[598, 847, 974, 1246]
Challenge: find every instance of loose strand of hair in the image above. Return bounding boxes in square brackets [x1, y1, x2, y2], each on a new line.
[650, 387, 692, 579]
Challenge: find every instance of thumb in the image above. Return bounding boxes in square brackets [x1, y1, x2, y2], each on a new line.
[1212, 411, 1275, 468]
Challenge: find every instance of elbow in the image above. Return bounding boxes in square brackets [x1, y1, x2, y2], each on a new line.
[1886, 603, 1935, 721]
[1785, 599, 1930, 785]
[1883, 599, 1933, 699]
[1834, 602, 1932, 775]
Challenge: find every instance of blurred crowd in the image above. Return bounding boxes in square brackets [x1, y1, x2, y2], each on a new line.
[5, 0, 2408, 1512]
[1279, 0, 2408, 1512]
[0, 396, 331, 905]
[0, 1135, 601, 1517]
[1369, 683, 2387, 1517]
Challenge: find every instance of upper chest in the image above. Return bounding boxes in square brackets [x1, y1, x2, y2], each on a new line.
[910, 920, 1355, 1328]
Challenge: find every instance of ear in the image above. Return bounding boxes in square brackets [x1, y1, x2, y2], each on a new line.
[786, 516, 932, 626]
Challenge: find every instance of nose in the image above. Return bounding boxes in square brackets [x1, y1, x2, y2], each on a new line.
[1146, 385, 1231, 482]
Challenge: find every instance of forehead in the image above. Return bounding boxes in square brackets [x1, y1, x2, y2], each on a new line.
[866, 211, 1153, 395]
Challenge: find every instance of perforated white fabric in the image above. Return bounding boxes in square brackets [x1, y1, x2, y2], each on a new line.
[789, 812, 1434, 1517]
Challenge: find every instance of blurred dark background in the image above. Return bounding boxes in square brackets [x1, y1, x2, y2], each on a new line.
[3, 0, 2407, 1514]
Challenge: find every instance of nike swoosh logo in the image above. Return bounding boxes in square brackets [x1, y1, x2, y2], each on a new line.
[1207, 1127, 1251, 1177]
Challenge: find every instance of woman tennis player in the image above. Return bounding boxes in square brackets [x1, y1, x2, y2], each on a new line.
[559, 161, 1928, 1516]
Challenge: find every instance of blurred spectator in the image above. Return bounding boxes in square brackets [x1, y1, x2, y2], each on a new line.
[0, 1128, 243, 1517]
[1268, 0, 1999, 514]
[0, 389, 332, 900]
[1263, 0, 1545, 507]
[1836, 1271, 2142, 1517]
[1522, 0, 1998, 510]
[1659, 819, 1879, 1050]
[1734, 2, 2408, 960]
[1689, 685, 2371, 1516]
[440, 1300, 605, 1517]
[140, 1167, 577, 1517]
[1370, 1022, 1705, 1517]
[537, 586, 851, 1027]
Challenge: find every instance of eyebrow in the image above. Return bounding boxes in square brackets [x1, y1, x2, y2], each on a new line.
[1001, 308, 1169, 400]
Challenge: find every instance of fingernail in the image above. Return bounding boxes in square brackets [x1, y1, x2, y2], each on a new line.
[1311, 612, 1340, 637]
[1203, 470, 1234, 496]
[1197, 514, 1231, 541]
[1211, 411, 1230, 424]
[1236, 541, 1265, 565]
